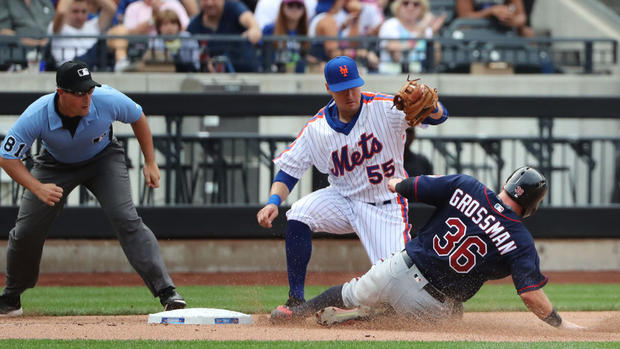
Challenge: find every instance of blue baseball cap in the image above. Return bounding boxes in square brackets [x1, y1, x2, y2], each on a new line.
[324, 56, 364, 92]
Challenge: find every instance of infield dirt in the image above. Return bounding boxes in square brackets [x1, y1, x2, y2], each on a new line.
[0, 271, 618, 342]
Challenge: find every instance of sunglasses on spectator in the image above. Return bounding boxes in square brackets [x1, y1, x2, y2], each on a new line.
[61, 87, 95, 97]
[285, 2, 304, 9]
[402, 1, 420, 8]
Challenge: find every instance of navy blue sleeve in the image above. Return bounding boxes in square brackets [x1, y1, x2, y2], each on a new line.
[422, 101, 448, 125]
[274, 169, 299, 192]
[506, 233, 549, 294]
[396, 174, 461, 207]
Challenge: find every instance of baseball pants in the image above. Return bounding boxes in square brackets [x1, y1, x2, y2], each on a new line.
[3, 140, 174, 297]
[341, 250, 459, 322]
[286, 186, 410, 264]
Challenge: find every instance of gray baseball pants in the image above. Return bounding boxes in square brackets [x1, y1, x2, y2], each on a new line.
[2, 140, 174, 297]
[341, 250, 460, 322]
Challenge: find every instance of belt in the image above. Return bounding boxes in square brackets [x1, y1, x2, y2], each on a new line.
[401, 250, 446, 303]
[367, 199, 394, 206]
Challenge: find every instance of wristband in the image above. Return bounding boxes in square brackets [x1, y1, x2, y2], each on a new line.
[267, 194, 282, 207]
[432, 105, 439, 114]
[148, 17, 155, 27]
[542, 308, 562, 327]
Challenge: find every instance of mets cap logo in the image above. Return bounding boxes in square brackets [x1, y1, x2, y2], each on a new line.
[514, 186, 524, 197]
[339, 65, 349, 77]
[77, 68, 90, 77]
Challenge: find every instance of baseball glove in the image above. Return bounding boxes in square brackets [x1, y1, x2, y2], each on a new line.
[393, 77, 439, 127]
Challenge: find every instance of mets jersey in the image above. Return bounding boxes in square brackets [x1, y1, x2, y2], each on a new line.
[274, 92, 446, 203]
[0, 85, 143, 164]
[404, 174, 548, 302]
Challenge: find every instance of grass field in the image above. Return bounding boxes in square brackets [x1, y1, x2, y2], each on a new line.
[1, 283, 619, 347]
[15, 283, 620, 316]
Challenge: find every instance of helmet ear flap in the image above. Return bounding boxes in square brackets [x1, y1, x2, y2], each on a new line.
[504, 167, 547, 218]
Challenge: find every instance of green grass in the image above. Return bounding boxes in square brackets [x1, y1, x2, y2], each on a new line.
[0, 340, 618, 349]
[17, 283, 620, 316]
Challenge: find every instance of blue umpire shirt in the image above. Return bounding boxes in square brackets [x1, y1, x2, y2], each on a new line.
[0, 85, 143, 164]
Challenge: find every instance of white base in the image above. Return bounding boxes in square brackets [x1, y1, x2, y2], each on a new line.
[148, 308, 253, 325]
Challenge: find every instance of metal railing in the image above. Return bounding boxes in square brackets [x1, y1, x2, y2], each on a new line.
[1, 133, 618, 207]
[0, 34, 616, 74]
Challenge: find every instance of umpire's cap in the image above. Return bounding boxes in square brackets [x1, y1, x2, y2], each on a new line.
[324, 56, 364, 92]
[503, 166, 547, 218]
[56, 60, 101, 93]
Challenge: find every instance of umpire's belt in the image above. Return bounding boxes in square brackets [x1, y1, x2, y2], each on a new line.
[401, 250, 446, 303]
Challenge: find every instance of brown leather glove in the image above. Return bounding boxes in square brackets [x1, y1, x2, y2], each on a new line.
[393, 78, 439, 127]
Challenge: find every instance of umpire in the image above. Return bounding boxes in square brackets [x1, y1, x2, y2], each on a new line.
[0, 60, 185, 316]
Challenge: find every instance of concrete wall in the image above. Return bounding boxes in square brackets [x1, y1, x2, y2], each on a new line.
[0, 239, 617, 273]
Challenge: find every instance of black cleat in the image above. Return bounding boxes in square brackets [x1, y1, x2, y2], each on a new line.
[159, 287, 186, 311]
[0, 294, 22, 317]
[284, 295, 305, 308]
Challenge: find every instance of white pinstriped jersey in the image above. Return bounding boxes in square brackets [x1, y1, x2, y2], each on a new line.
[274, 91, 410, 203]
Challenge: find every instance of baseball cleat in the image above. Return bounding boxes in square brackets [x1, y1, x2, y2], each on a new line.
[316, 306, 372, 326]
[284, 295, 305, 308]
[0, 294, 23, 317]
[159, 287, 187, 311]
[270, 305, 300, 323]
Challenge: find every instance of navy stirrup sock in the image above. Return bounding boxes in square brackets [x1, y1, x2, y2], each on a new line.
[285, 220, 312, 300]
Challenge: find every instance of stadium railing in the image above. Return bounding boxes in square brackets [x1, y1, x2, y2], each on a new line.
[0, 34, 616, 74]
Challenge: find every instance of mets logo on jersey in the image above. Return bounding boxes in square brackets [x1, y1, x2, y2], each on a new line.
[339, 65, 349, 77]
[514, 186, 524, 197]
[330, 132, 383, 177]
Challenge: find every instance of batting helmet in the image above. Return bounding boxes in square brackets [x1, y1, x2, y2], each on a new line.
[503, 166, 547, 218]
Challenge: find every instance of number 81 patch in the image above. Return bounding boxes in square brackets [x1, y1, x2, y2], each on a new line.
[3, 136, 27, 158]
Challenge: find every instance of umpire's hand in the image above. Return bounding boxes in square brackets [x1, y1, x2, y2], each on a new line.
[34, 182, 63, 206]
[143, 161, 161, 188]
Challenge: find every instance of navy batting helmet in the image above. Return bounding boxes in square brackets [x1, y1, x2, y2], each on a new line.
[503, 166, 547, 218]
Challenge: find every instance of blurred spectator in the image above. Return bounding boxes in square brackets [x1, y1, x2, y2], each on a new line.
[519, 0, 535, 37]
[262, 0, 309, 73]
[123, 0, 190, 35]
[0, 0, 55, 48]
[403, 127, 433, 177]
[254, 0, 316, 30]
[378, 0, 444, 73]
[49, 0, 117, 67]
[187, 0, 262, 73]
[115, 0, 197, 24]
[455, 0, 531, 37]
[114, 0, 140, 24]
[308, 0, 382, 71]
[308, 0, 343, 70]
[106, 0, 190, 72]
[240, 0, 258, 12]
[338, 0, 383, 70]
[141, 9, 200, 71]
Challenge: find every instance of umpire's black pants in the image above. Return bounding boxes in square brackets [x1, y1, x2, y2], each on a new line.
[2, 140, 174, 297]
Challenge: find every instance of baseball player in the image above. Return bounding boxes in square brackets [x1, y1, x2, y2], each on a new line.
[0, 60, 185, 317]
[256, 56, 448, 306]
[271, 166, 585, 330]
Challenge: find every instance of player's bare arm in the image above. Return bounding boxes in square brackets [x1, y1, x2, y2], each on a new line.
[0, 157, 63, 206]
[257, 181, 290, 229]
[131, 113, 160, 188]
[520, 289, 584, 330]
